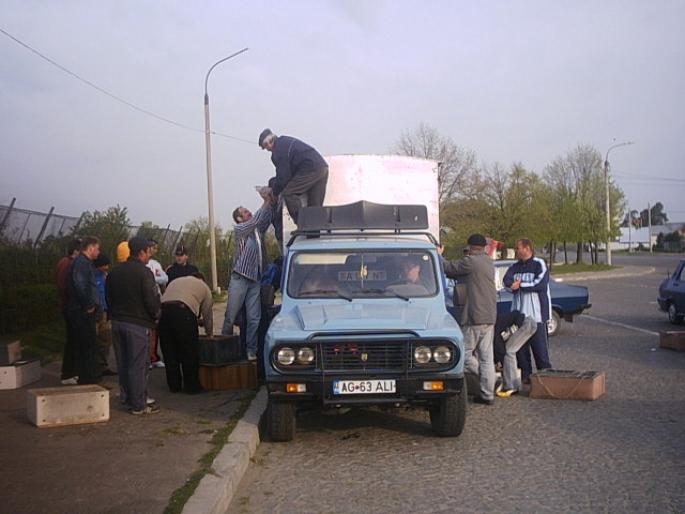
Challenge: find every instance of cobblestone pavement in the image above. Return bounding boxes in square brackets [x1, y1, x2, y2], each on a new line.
[227, 264, 685, 514]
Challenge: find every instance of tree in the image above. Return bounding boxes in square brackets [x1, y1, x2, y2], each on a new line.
[543, 145, 624, 264]
[393, 123, 479, 208]
[72, 205, 131, 259]
[639, 202, 668, 226]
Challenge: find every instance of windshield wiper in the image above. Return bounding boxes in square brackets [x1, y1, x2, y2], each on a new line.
[358, 287, 410, 302]
[299, 289, 352, 302]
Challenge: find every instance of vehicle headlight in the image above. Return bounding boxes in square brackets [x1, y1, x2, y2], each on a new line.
[433, 345, 452, 364]
[297, 347, 315, 364]
[414, 346, 432, 364]
[277, 347, 296, 365]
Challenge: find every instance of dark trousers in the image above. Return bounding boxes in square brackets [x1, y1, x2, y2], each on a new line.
[60, 310, 78, 380]
[283, 167, 328, 224]
[67, 309, 101, 384]
[159, 304, 201, 393]
[111, 320, 150, 411]
[516, 322, 552, 380]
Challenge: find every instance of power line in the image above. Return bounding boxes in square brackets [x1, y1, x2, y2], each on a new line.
[613, 171, 685, 183]
[0, 26, 253, 145]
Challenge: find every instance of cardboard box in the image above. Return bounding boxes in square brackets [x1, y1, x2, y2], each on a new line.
[27, 385, 110, 428]
[659, 331, 685, 352]
[199, 361, 257, 391]
[0, 340, 22, 365]
[198, 335, 240, 365]
[0, 359, 41, 390]
[530, 369, 605, 401]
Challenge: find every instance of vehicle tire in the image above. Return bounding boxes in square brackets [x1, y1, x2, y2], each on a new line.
[547, 310, 561, 337]
[668, 303, 684, 325]
[267, 400, 296, 442]
[429, 383, 466, 437]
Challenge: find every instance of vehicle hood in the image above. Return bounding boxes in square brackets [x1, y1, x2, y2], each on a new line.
[293, 303, 433, 331]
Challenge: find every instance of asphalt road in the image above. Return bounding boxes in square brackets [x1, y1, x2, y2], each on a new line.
[227, 254, 685, 514]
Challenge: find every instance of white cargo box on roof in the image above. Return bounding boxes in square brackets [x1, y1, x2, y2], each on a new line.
[282, 155, 439, 246]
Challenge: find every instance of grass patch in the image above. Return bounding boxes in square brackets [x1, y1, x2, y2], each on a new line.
[0, 320, 65, 364]
[164, 391, 256, 514]
[551, 263, 619, 275]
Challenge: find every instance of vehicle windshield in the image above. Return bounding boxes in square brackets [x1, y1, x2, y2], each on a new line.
[288, 250, 438, 299]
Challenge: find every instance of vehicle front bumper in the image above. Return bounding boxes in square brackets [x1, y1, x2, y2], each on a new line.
[657, 297, 669, 312]
[267, 374, 464, 407]
[563, 303, 592, 321]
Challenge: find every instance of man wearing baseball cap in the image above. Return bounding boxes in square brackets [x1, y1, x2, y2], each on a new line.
[166, 243, 199, 284]
[258, 128, 328, 224]
[441, 233, 498, 405]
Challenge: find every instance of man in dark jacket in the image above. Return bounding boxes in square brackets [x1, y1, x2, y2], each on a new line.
[259, 128, 328, 224]
[493, 310, 536, 397]
[166, 244, 200, 283]
[67, 236, 102, 385]
[107, 236, 161, 415]
[502, 238, 553, 383]
[442, 234, 497, 405]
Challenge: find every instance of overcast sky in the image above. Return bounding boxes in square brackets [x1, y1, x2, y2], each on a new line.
[2, 0, 684, 230]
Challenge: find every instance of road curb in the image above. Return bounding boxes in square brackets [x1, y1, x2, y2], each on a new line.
[553, 266, 655, 282]
[182, 387, 268, 514]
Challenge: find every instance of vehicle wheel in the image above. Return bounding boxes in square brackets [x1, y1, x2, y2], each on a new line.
[668, 303, 684, 325]
[267, 400, 296, 442]
[547, 311, 561, 337]
[429, 383, 466, 437]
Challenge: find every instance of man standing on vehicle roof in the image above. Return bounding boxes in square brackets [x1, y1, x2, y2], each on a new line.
[502, 238, 553, 383]
[442, 234, 498, 405]
[259, 128, 328, 225]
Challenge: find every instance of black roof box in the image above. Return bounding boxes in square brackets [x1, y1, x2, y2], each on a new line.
[296, 201, 428, 232]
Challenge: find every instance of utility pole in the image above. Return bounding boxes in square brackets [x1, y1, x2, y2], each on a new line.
[648, 202, 653, 254]
[604, 141, 634, 266]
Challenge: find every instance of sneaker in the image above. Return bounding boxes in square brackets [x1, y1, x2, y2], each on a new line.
[496, 388, 519, 398]
[247, 352, 257, 361]
[61, 377, 79, 385]
[147, 397, 156, 405]
[152, 361, 166, 368]
[472, 396, 494, 406]
[131, 404, 160, 415]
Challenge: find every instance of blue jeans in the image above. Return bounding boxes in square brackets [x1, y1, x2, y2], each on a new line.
[111, 320, 150, 411]
[221, 272, 261, 354]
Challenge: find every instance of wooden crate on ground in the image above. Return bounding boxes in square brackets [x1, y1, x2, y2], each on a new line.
[0, 340, 21, 365]
[530, 369, 605, 401]
[0, 359, 41, 390]
[198, 335, 241, 365]
[27, 385, 110, 428]
[199, 361, 257, 391]
[659, 331, 685, 352]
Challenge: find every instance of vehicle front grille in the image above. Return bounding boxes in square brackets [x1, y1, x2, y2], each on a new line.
[320, 341, 407, 372]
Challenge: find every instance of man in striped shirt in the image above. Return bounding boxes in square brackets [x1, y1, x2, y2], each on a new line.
[221, 189, 274, 360]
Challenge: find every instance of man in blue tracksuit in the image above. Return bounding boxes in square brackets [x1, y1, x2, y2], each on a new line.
[502, 238, 553, 381]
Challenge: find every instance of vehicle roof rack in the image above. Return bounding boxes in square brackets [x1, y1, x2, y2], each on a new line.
[288, 201, 437, 247]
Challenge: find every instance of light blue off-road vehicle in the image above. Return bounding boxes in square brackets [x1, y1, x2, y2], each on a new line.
[263, 201, 466, 441]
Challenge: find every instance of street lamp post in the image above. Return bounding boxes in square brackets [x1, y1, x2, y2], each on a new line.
[604, 140, 634, 266]
[204, 48, 248, 293]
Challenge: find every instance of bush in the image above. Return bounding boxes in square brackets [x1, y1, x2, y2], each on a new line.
[0, 283, 59, 334]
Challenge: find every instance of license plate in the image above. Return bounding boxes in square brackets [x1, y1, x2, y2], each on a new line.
[333, 379, 396, 395]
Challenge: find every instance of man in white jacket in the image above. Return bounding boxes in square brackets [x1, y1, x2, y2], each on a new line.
[146, 239, 168, 368]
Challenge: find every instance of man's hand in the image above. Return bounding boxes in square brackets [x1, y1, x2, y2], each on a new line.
[511, 279, 522, 291]
[437, 244, 445, 256]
